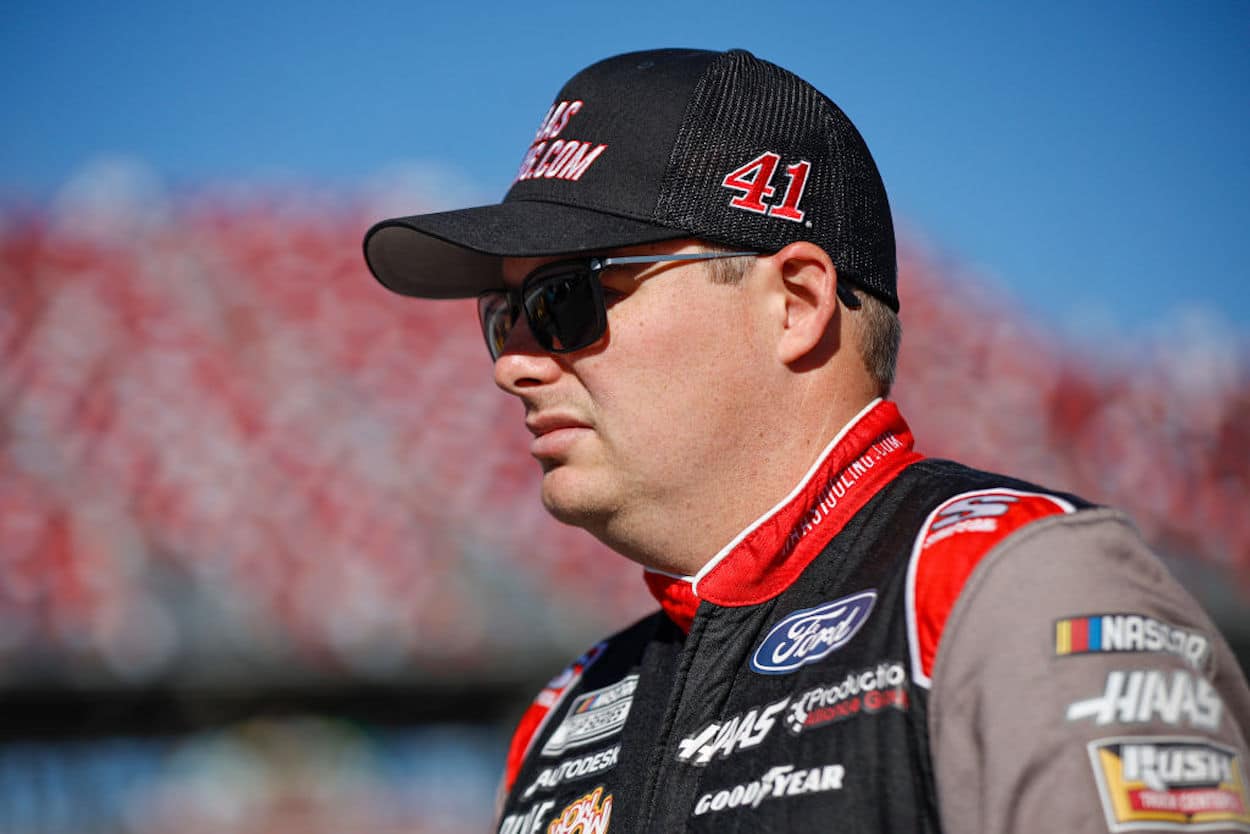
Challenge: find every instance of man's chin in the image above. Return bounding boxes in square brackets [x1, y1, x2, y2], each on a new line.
[539, 471, 611, 531]
[540, 493, 599, 529]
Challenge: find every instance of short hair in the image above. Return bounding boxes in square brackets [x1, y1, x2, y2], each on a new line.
[701, 246, 901, 397]
[853, 288, 901, 397]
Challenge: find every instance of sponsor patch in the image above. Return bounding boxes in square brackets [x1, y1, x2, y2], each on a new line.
[1056, 614, 1212, 671]
[1067, 670, 1223, 731]
[906, 487, 1074, 689]
[498, 799, 557, 834]
[542, 675, 638, 757]
[677, 699, 789, 766]
[1088, 737, 1250, 831]
[514, 100, 608, 184]
[779, 433, 907, 561]
[692, 763, 844, 816]
[920, 490, 1073, 550]
[504, 641, 608, 793]
[546, 786, 612, 834]
[523, 745, 620, 800]
[786, 661, 909, 734]
[751, 591, 877, 675]
[676, 661, 909, 767]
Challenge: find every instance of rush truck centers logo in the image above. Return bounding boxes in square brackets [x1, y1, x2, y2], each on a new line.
[1087, 736, 1250, 831]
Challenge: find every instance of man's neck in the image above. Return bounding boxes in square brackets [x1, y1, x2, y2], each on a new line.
[597, 396, 881, 577]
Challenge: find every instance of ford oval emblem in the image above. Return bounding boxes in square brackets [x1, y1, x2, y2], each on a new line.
[750, 591, 878, 675]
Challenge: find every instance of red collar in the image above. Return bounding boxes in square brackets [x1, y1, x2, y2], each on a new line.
[644, 399, 922, 632]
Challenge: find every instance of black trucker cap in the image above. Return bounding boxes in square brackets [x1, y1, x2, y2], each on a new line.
[363, 48, 898, 310]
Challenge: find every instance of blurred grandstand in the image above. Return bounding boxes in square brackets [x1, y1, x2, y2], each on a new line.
[1, 163, 1247, 832]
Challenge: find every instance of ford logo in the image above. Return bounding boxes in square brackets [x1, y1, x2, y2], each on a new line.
[750, 591, 878, 675]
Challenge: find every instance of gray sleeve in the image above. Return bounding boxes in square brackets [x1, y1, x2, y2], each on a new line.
[929, 508, 1250, 834]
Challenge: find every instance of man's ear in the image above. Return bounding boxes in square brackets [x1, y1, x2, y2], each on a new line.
[769, 241, 840, 366]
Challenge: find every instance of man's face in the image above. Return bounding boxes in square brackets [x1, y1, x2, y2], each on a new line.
[493, 240, 774, 557]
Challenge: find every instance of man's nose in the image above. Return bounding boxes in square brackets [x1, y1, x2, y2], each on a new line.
[493, 315, 562, 393]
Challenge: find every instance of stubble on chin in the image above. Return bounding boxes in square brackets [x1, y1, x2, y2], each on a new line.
[538, 466, 614, 536]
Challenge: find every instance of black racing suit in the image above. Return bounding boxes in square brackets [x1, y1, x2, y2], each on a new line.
[496, 400, 1250, 834]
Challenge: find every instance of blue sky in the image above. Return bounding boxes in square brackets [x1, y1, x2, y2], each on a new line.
[4, 1, 1248, 344]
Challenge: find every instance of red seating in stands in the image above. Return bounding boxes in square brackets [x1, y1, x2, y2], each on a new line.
[1, 192, 1245, 685]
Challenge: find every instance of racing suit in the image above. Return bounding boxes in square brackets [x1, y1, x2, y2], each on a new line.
[496, 399, 1250, 834]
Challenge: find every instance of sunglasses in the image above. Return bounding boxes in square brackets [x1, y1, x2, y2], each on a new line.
[477, 250, 862, 361]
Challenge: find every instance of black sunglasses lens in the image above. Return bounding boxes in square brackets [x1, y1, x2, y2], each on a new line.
[478, 292, 518, 360]
[523, 268, 604, 354]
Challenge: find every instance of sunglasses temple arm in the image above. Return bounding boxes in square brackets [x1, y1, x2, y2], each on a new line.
[599, 252, 862, 309]
[599, 251, 758, 267]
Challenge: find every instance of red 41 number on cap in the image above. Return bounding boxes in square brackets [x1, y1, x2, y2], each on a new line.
[721, 152, 811, 223]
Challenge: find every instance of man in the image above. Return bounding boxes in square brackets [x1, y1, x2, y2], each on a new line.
[363, 48, 1250, 833]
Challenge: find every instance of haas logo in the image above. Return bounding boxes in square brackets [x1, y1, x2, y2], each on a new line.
[515, 99, 608, 184]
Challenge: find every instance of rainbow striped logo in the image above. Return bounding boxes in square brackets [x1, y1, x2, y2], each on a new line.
[1055, 615, 1104, 655]
[1054, 613, 1211, 670]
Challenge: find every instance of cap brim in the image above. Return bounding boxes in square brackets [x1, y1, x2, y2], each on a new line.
[363, 199, 687, 299]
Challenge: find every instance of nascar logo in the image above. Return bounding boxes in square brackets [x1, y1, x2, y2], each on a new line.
[542, 675, 638, 757]
[1055, 613, 1211, 670]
